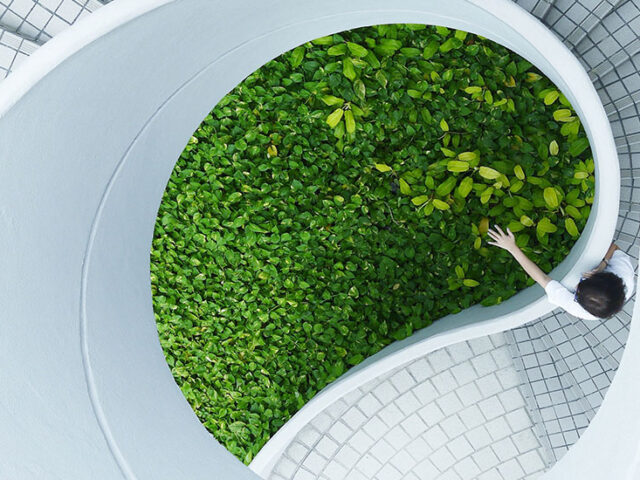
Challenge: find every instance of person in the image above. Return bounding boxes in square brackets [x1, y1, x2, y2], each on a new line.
[487, 225, 635, 320]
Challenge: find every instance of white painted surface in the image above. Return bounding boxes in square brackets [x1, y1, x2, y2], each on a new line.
[0, 0, 622, 479]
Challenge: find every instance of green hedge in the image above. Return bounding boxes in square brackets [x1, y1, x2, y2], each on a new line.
[151, 24, 594, 463]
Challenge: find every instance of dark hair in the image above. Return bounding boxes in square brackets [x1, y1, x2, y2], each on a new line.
[575, 272, 625, 319]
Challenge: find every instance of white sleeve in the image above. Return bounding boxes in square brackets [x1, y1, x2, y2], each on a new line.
[544, 280, 599, 320]
[605, 250, 636, 300]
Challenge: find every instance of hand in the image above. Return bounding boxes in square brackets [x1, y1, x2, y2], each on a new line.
[582, 260, 607, 278]
[487, 225, 518, 253]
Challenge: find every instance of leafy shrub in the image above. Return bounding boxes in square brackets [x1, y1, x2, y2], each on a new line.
[151, 24, 594, 462]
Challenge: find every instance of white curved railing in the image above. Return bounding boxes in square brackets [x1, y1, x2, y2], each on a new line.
[0, 0, 629, 479]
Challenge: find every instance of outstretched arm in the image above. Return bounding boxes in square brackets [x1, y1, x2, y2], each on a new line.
[487, 225, 551, 288]
[583, 242, 619, 277]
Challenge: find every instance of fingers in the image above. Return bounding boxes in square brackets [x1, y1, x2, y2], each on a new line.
[506, 227, 515, 239]
[487, 241, 499, 247]
[495, 224, 505, 235]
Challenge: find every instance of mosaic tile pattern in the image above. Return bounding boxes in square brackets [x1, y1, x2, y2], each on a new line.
[0, 0, 103, 43]
[0, 27, 36, 78]
[269, 334, 548, 480]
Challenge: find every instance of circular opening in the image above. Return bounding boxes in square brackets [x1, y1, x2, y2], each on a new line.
[151, 22, 597, 464]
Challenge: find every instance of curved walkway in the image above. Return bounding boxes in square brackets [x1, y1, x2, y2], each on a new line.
[269, 334, 548, 480]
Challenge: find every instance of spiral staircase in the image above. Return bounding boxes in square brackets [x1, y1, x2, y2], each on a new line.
[0, 1, 639, 479]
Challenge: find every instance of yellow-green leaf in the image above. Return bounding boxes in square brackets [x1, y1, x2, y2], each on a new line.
[326, 108, 344, 128]
[479, 217, 489, 235]
[374, 163, 392, 173]
[514, 165, 525, 180]
[543, 187, 559, 208]
[447, 160, 469, 172]
[565, 218, 579, 237]
[321, 95, 344, 106]
[474, 237, 482, 249]
[549, 140, 559, 156]
[478, 166, 501, 180]
[510, 180, 524, 193]
[432, 199, 450, 210]
[574, 171, 589, 180]
[544, 90, 559, 105]
[267, 145, 278, 157]
[553, 108, 572, 121]
[484, 89, 493, 104]
[457, 177, 473, 198]
[412, 195, 430, 206]
[565, 205, 582, 219]
[465, 86, 482, 94]
[344, 110, 355, 134]
[441, 147, 456, 158]
[520, 215, 534, 227]
[440, 118, 449, 131]
[463, 279, 480, 287]
[399, 178, 411, 195]
[342, 57, 356, 80]
[455, 265, 465, 279]
[480, 187, 494, 204]
[327, 44, 347, 56]
[458, 151, 477, 161]
[537, 217, 558, 234]
[346, 42, 368, 57]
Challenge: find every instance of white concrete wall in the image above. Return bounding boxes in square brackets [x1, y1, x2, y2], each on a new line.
[0, 0, 623, 479]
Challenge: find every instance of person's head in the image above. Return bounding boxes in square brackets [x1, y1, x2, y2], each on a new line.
[575, 272, 625, 319]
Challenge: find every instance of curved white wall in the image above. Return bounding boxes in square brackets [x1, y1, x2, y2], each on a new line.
[0, 0, 621, 479]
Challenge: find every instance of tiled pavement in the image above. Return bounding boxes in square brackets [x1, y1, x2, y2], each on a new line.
[268, 334, 548, 480]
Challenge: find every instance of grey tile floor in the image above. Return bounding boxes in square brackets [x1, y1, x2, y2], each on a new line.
[268, 334, 548, 480]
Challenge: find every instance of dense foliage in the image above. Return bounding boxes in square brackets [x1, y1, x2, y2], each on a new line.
[151, 24, 594, 462]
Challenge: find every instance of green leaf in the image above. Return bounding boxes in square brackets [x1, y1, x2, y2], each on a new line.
[537, 217, 558, 235]
[565, 205, 582, 219]
[553, 108, 572, 121]
[327, 44, 347, 56]
[440, 119, 449, 132]
[375, 70, 388, 88]
[441, 147, 456, 158]
[342, 57, 356, 80]
[321, 95, 344, 106]
[447, 160, 469, 172]
[458, 151, 477, 161]
[514, 165, 525, 180]
[478, 166, 501, 180]
[290, 46, 305, 68]
[457, 177, 473, 198]
[422, 40, 439, 59]
[565, 218, 579, 237]
[326, 108, 344, 128]
[543, 187, 559, 208]
[312, 35, 334, 45]
[464, 86, 482, 94]
[440, 37, 462, 53]
[374, 163, 392, 172]
[432, 199, 450, 210]
[347, 42, 368, 57]
[549, 140, 559, 156]
[569, 137, 590, 157]
[344, 110, 355, 134]
[520, 215, 534, 227]
[543, 90, 559, 105]
[411, 195, 429, 206]
[399, 178, 411, 195]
